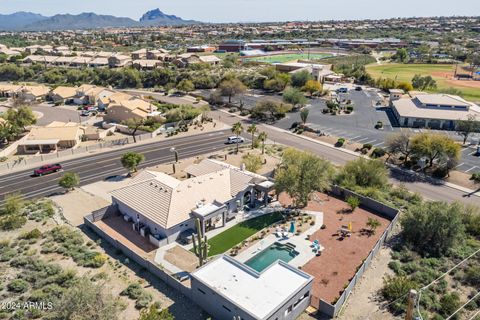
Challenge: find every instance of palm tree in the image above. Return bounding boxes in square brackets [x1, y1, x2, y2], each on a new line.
[247, 124, 257, 149]
[231, 122, 243, 154]
[258, 132, 268, 155]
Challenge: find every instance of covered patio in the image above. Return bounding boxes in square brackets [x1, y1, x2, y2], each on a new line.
[191, 202, 228, 236]
[18, 139, 59, 154]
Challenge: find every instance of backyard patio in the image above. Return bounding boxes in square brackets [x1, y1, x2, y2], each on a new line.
[278, 192, 391, 306]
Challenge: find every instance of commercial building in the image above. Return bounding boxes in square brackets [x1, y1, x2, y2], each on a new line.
[391, 92, 480, 130]
[191, 255, 313, 320]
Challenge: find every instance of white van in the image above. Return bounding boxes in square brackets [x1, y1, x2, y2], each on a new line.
[226, 136, 245, 144]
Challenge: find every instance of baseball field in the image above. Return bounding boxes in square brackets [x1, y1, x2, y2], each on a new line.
[365, 63, 480, 102]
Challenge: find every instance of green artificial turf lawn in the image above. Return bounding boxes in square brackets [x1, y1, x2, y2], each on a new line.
[207, 211, 283, 256]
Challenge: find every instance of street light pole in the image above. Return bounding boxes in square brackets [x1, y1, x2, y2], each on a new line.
[170, 147, 179, 174]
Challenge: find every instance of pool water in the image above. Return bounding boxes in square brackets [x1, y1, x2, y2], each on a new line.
[245, 242, 299, 272]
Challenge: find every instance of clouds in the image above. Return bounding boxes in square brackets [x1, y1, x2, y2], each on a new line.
[0, 0, 478, 22]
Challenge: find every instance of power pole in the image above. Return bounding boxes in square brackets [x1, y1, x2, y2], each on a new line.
[405, 289, 418, 320]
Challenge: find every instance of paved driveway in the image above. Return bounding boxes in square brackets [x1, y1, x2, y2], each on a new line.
[32, 104, 82, 125]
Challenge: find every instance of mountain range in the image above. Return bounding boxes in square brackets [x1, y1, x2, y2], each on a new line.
[0, 9, 199, 31]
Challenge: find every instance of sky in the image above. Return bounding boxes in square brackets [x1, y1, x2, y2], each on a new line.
[0, 0, 479, 22]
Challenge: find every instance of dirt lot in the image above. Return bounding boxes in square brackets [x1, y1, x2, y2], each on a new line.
[279, 192, 391, 306]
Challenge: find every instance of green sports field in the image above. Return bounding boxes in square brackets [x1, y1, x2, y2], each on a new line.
[365, 63, 480, 102]
[243, 53, 332, 64]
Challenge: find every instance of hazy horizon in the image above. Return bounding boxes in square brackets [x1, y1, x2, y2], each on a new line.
[0, 0, 479, 23]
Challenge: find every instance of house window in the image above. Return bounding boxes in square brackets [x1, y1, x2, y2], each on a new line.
[197, 288, 206, 295]
[222, 305, 231, 312]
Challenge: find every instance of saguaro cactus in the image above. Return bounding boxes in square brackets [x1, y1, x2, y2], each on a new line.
[192, 218, 209, 266]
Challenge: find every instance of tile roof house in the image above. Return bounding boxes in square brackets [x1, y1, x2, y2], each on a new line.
[103, 98, 160, 123]
[18, 121, 82, 154]
[110, 159, 272, 246]
[49, 86, 77, 103]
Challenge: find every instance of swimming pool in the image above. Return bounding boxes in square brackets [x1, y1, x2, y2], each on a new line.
[245, 242, 299, 272]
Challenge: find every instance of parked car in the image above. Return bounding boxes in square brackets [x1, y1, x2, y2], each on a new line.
[226, 136, 245, 144]
[33, 164, 62, 176]
[355, 86, 363, 91]
[336, 87, 348, 93]
[81, 109, 98, 116]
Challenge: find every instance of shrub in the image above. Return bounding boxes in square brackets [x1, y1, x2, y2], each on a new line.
[388, 261, 402, 275]
[135, 292, 153, 309]
[375, 121, 383, 129]
[371, 148, 386, 159]
[439, 293, 461, 318]
[8, 279, 29, 293]
[346, 105, 354, 112]
[336, 138, 345, 147]
[382, 275, 417, 302]
[121, 283, 143, 300]
[346, 196, 360, 212]
[465, 265, 480, 286]
[0, 215, 27, 230]
[242, 154, 263, 173]
[362, 143, 373, 150]
[401, 201, 465, 257]
[19, 228, 42, 240]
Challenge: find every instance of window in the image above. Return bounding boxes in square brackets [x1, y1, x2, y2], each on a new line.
[197, 288, 206, 295]
[222, 305, 231, 312]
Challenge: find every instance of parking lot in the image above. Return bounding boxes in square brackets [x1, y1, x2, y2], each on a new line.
[274, 87, 480, 174]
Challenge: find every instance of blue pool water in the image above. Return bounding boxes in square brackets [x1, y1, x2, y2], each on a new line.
[245, 242, 299, 272]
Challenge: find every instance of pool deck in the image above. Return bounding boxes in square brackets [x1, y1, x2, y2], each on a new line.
[234, 211, 324, 269]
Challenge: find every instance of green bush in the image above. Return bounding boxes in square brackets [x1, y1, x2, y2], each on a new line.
[121, 283, 144, 300]
[8, 278, 29, 293]
[371, 148, 386, 159]
[0, 214, 27, 230]
[135, 292, 153, 309]
[362, 143, 373, 150]
[465, 265, 480, 286]
[336, 138, 345, 147]
[439, 293, 461, 318]
[388, 260, 402, 275]
[19, 228, 42, 240]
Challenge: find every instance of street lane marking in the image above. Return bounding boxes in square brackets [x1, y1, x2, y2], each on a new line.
[454, 163, 465, 169]
[356, 137, 370, 142]
[465, 166, 478, 173]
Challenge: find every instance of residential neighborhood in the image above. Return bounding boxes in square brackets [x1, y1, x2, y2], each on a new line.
[0, 2, 479, 320]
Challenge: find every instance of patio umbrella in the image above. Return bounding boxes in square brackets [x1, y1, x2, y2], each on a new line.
[289, 221, 295, 234]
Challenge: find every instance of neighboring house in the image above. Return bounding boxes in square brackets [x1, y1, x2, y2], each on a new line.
[97, 91, 130, 110]
[108, 54, 132, 68]
[191, 255, 313, 320]
[74, 84, 108, 105]
[103, 98, 157, 123]
[173, 54, 221, 68]
[146, 49, 170, 60]
[18, 85, 50, 102]
[131, 48, 147, 60]
[132, 59, 163, 70]
[391, 92, 480, 130]
[18, 121, 82, 154]
[49, 86, 77, 103]
[0, 84, 22, 98]
[110, 159, 272, 246]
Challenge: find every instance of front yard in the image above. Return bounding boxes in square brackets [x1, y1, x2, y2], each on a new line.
[207, 212, 283, 256]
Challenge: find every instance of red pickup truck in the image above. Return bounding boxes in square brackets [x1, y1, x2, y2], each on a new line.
[33, 164, 62, 176]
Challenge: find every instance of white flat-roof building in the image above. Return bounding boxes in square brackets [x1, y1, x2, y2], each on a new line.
[391, 93, 480, 130]
[191, 255, 313, 320]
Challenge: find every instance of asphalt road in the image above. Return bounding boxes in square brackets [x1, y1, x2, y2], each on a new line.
[0, 130, 233, 204]
[212, 110, 480, 206]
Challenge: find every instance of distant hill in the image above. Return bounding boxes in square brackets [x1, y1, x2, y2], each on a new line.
[139, 8, 198, 26]
[24, 12, 139, 31]
[0, 9, 199, 31]
[0, 12, 48, 30]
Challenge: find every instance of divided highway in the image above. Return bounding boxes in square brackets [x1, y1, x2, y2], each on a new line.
[0, 130, 233, 203]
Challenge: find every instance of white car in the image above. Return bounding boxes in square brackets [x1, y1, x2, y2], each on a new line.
[226, 136, 245, 144]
